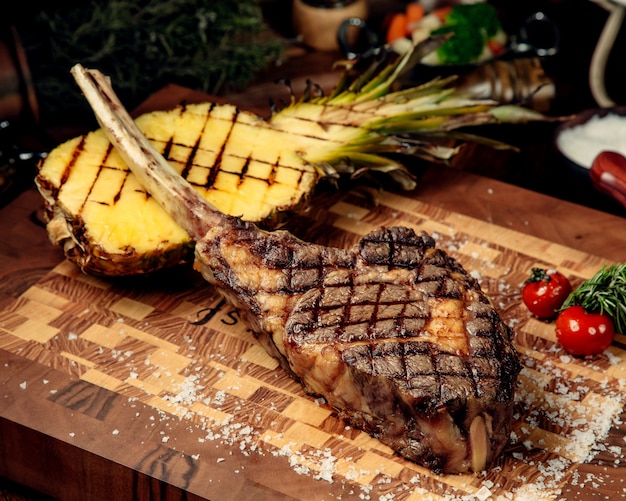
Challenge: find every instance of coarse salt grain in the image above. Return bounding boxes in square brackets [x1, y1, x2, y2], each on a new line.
[474, 485, 492, 501]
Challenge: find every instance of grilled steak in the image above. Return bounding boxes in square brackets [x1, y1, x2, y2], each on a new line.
[71, 65, 522, 474]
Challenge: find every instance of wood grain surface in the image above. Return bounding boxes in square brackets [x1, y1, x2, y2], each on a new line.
[2, 184, 625, 500]
[2, 75, 626, 500]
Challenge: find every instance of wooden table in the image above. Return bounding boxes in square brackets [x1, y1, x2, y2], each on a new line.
[2, 59, 626, 501]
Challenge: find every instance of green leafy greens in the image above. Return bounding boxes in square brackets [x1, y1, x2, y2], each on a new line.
[446, 3, 501, 39]
[562, 263, 626, 334]
[432, 3, 502, 65]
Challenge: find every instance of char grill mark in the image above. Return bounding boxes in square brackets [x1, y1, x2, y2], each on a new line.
[206, 106, 236, 189]
[180, 110, 209, 180]
[162, 136, 174, 164]
[289, 278, 431, 344]
[112, 170, 129, 204]
[59, 135, 87, 193]
[339, 340, 483, 408]
[358, 226, 434, 268]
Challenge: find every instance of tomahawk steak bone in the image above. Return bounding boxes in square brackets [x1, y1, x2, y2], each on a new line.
[71, 65, 521, 474]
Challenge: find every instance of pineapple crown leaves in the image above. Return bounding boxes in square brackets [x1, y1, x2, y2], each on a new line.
[327, 35, 453, 105]
[271, 37, 548, 188]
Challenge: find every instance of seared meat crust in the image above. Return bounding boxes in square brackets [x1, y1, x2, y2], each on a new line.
[196, 223, 520, 473]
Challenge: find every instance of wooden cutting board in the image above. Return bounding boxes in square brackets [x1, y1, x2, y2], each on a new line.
[1, 188, 624, 501]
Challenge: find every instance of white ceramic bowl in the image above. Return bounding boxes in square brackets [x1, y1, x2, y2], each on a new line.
[554, 107, 626, 211]
[555, 106, 626, 171]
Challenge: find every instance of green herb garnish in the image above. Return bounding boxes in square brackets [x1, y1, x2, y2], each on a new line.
[19, 0, 285, 123]
[562, 263, 626, 334]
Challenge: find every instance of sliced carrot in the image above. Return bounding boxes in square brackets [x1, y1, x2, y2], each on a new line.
[431, 6, 453, 22]
[386, 13, 408, 43]
[405, 3, 425, 26]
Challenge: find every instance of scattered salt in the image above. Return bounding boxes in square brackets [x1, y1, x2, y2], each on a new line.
[606, 350, 622, 365]
[470, 270, 482, 281]
[475, 485, 492, 501]
[313, 452, 336, 483]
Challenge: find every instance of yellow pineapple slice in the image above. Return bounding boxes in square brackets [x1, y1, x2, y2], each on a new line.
[37, 103, 324, 275]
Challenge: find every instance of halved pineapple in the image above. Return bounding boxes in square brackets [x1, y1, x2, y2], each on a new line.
[37, 104, 322, 275]
[36, 42, 545, 276]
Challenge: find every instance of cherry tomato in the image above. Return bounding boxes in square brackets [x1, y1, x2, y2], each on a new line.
[522, 268, 573, 319]
[555, 305, 615, 356]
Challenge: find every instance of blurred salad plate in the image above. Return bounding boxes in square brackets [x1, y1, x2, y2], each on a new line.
[338, 1, 559, 72]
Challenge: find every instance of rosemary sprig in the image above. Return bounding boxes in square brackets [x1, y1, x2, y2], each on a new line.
[562, 263, 626, 334]
[19, 0, 285, 123]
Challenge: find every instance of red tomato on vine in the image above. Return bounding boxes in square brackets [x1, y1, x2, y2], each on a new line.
[555, 305, 614, 356]
[522, 268, 572, 320]
[553, 263, 626, 356]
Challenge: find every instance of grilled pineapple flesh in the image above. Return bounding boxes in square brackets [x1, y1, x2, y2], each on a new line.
[36, 42, 545, 276]
[37, 103, 322, 275]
